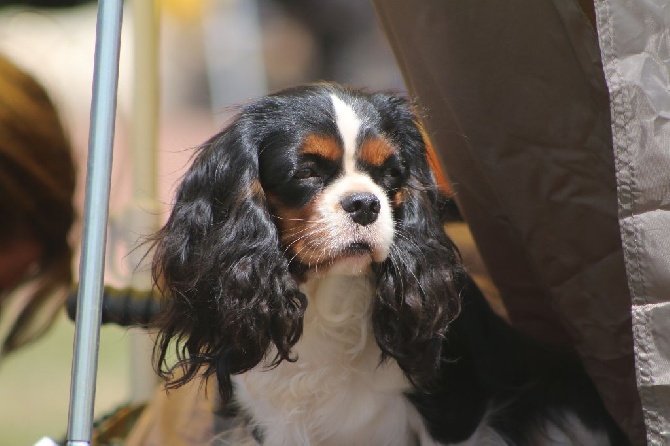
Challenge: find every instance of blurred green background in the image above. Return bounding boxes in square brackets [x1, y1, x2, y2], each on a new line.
[0, 312, 132, 445]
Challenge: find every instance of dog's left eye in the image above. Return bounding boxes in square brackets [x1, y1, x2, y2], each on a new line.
[384, 166, 402, 179]
[379, 162, 405, 190]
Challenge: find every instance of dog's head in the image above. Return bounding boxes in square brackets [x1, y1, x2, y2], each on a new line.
[152, 83, 464, 400]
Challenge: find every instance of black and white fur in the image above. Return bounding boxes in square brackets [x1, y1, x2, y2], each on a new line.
[150, 83, 627, 445]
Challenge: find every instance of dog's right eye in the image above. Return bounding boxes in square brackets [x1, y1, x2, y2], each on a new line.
[291, 155, 338, 183]
[293, 166, 320, 179]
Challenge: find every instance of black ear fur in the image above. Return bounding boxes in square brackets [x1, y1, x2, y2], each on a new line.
[370, 93, 465, 386]
[151, 116, 306, 402]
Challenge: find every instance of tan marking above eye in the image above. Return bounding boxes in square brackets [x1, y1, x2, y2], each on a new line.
[358, 137, 396, 166]
[299, 134, 342, 161]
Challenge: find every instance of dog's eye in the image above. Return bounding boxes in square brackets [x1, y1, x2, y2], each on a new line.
[384, 167, 402, 178]
[293, 166, 320, 179]
[378, 162, 405, 190]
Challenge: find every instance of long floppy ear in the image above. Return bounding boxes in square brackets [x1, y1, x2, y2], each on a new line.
[370, 94, 465, 387]
[151, 116, 306, 402]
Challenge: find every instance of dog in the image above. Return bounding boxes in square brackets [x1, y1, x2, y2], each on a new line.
[149, 83, 628, 445]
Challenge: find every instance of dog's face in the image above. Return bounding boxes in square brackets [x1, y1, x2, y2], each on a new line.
[152, 84, 463, 401]
[259, 93, 411, 274]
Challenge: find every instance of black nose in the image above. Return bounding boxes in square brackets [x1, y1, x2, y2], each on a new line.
[340, 192, 381, 226]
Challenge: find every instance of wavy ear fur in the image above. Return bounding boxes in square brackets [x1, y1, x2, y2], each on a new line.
[151, 115, 306, 402]
[370, 93, 465, 387]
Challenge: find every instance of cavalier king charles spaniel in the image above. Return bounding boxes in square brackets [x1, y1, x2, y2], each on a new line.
[150, 83, 627, 445]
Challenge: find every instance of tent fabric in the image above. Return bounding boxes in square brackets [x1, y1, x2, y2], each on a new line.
[595, 0, 670, 444]
[372, 0, 659, 444]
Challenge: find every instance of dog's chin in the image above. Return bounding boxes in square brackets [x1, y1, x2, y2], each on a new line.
[323, 242, 387, 276]
[327, 254, 374, 276]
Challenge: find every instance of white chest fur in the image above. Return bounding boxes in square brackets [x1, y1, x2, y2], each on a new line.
[228, 273, 600, 446]
[233, 272, 435, 446]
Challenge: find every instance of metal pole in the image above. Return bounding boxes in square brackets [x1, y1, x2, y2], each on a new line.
[66, 1, 123, 444]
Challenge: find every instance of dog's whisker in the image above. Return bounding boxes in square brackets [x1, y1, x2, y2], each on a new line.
[282, 228, 322, 252]
[273, 214, 331, 225]
[279, 219, 331, 240]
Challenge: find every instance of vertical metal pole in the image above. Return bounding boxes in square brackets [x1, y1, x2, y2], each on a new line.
[66, 1, 123, 444]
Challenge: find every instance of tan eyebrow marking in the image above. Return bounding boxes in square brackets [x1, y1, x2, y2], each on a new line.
[299, 134, 342, 161]
[358, 137, 396, 166]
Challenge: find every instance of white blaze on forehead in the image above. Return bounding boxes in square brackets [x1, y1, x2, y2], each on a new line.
[318, 93, 394, 266]
[330, 94, 361, 173]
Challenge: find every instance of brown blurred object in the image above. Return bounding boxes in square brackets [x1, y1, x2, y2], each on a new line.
[0, 52, 76, 356]
[125, 374, 224, 446]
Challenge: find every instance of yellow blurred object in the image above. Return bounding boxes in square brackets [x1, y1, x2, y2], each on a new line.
[159, 0, 211, 24]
